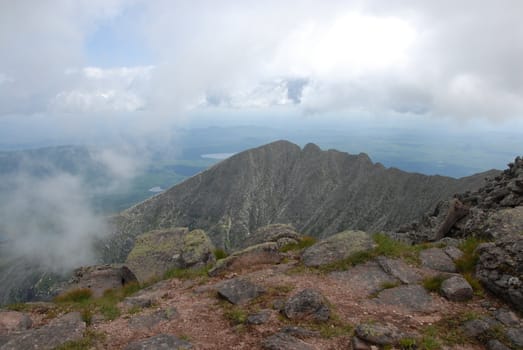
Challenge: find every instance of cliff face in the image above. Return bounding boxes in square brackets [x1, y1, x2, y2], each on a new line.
[106, 140, 495, 259]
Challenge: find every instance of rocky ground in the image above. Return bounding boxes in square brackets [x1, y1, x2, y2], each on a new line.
[0, 229, 522, 349]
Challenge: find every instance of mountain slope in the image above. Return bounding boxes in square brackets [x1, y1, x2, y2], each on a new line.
[110, 141, 497, 256]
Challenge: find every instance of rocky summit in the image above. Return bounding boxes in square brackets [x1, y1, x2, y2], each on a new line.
[1, 142, 522, 350]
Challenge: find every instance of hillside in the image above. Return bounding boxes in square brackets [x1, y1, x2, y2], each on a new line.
[108, 140, 496, 259]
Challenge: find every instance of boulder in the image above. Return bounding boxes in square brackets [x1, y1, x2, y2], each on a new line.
[420, 248, 456, 272]
[262, 332, 315, 350]
[443, 246, 464, 261]
[128, 307, 179, 330]
[462, 319, 491, 338]
[301, 230, 375, 267]
[440, 275, 473, 301]
[0, 312, 85, 350]
[355, 322, 405, 346]
[0, 311, 32, 334]
[125, 228, 214, 282]
[217, 278, 266, 305]
[64, 264, 138, 297]
[242, 224, 301, 249]
[330, 261, 399, 296]
[124, 334, 193, 350]
[506, 327, 523, 347]
[283, 289, 330, 322]
[487, 339, 511, 350]
[377, 257, 421, 284]
[476, 236, 523, 312]
[208, 242, 281, 277]
[494, 309, 520, 327]
[375, 285, 434, 313]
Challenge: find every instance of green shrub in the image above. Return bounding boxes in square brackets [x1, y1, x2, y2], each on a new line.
[279, 236, 317, 252]
[213, 248, 229, 260]
[54, 288, 93, 303]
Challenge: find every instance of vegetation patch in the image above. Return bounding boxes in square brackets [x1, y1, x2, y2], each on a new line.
[163, 265, 210, 280]
[455, 237, 484, 273]
[213, 248, 229, 260]
[279, 236, 317, 252]
[422, 274, 447, 293]
[54, 288, 93, 303]
[318, 233, 422, 273]
[53, 329, 106, 350]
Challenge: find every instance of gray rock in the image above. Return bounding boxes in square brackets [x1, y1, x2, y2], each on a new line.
[242, 224, 301, 249]
[487, 339, 511, 350]
[246, 310, 271, 325]
[440, 275, 473, 301]
[125, 228, 215, 283]
[330, 261, 399, 296]
[62, 264, 138, 298]
[217, 278, 266, 305]
[420, 248, 457, 272]
[0, 312, 85, 350]
[476, 236, 523, 312]
[506, 327, 523, 347]
[495, 309, 520, 327]
[280, 326, 320, 339]
[0, 311, 32, 334]
[462, 319, 491, 338]
[124, 334, 193, 350]
[302, 230, 375, 267]
[352, 336, 371, 350]
[355, 322, 405, 346]
[443, 246, 464, 261]
[376, 285, 434, 313]
[262, 332, 315, 350]
[208, 242, 281, 277]
[128, 307, 179, 329]
[284, 289, 330, 322]
[377, 257, 421, 284]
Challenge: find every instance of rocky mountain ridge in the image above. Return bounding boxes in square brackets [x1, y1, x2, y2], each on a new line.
[105, 140, 497, 261]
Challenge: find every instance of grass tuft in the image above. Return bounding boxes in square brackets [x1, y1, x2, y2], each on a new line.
[53, 329, 106, 350]
[213, 248, 229, 260]
[54, 288, 93, 303]
[422, 275, 447, 293]
[163, 265, 210, 280]
[279, 236, 317, 252]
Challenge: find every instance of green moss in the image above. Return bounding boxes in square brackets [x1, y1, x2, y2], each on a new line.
[163, 265, 210, 280]
[213, 248, 229, 260]
[279, 236, 317, 252]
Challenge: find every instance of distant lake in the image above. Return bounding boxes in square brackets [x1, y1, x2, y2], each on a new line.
[201, 153, 235, 160]
[148, 186, 164, 193]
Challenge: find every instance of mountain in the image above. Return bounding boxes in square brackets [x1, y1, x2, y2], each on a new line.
[107, 140, 497, 260]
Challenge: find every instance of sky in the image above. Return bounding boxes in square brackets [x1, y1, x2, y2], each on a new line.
[0, 0, 522, 150]
[0, 0, 522, 283]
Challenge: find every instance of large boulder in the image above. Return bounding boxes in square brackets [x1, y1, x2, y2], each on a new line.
[242, 224, 301, 249]
[301, 230, 375, 267]
[125, 228, 215, 282]
[208, 242, 282, 277]
[217, 278, 266, 305]
[476, 236, 523, 312]
[0, 312, 85, 350]
[64, 264, 138, 297]
[0, 311, 32, 334]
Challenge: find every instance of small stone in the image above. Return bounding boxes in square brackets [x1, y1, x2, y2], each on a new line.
[352, 336, 371, 350]
[124, 334, 192, 350]
[355, 322, 405, 345]
[462, 319, 491, 338]
[217, 278, 266, 305]
[440, 275, 473, 301]
[246, 310, 271, 325]
[262, 332, 314, 350]
[284, 289, 330, 322]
